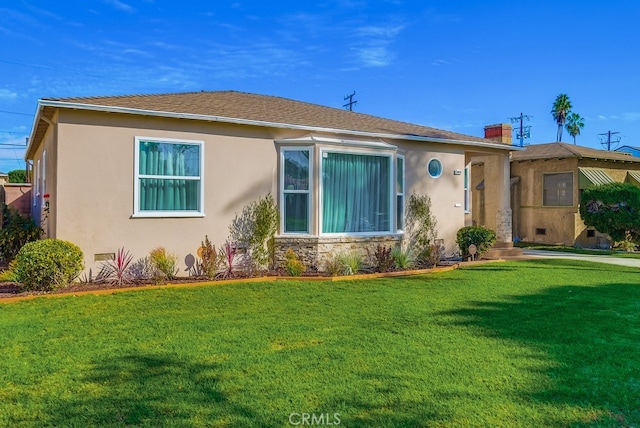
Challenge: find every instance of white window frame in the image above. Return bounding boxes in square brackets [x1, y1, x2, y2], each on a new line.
[319, 147, 394, 237]
[133, 136, 205, 218]
[464, 164, 470, 213]
[33, 159, 40, 207]
[396, 154, 405, 232]
[279, 146, 313, 235]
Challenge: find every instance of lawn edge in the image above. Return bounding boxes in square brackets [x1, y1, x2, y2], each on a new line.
[0, 263, 471, 304]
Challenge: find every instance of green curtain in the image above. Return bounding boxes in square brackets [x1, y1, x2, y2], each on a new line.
[322, 152, 390, 233]
[139, 142, 199, 211]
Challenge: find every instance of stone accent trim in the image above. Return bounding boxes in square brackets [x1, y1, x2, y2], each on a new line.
[274, 234, 404, 272]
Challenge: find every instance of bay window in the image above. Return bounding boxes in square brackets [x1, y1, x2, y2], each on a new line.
[321, 151, 391, 234]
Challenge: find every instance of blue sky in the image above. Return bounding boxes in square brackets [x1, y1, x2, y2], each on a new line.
[1, 0, 639, 173]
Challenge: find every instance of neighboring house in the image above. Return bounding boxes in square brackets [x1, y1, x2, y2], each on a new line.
[26, 91, 516, 275]
[615, 145, 640, 157]
[473, 140, 640, 247]
[0, 173, 7, 186]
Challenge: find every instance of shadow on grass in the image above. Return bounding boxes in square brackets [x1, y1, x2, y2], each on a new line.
[42, 354, 267, 427]
[438, 282, 640, 425]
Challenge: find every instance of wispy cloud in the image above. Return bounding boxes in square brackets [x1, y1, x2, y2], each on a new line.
[350, 23, 406, 68]
[103, 0, 135, 13]
[0, 89, 18, 100]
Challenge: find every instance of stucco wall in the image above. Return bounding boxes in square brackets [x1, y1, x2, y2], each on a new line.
[510, 157, 638, 246]
[45, 109, 491, 276]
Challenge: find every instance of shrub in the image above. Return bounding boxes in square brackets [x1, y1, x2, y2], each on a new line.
[456, 226, 496, 258]
[221, 241, 238, 278]
[97, 247, 134, 285]
[13, 239, 84, 291]
[391, 247, 415, 270]
[199, 235, 220, 279]
[285, 248, 306, 277]
[128, 257, 155, 281]
[337, 252, 363, 275]
[229, 193, 279, 270]
[324, 254, 343, 277]
[424, 242, 444, 268]
[405, 193, 438, 261]
[580, 182, 640, 243]
[149, 247, 178, 280]
[368, 244, 394, 273]
[0, 205, 42, 265]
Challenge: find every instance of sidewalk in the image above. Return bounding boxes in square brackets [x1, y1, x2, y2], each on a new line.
[521, 249, 640, 268]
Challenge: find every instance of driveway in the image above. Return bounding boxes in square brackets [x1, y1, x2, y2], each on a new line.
[522, 249, 640, 269]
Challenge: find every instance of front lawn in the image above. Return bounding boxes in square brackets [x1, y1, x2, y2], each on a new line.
[1, 259, 639, 426]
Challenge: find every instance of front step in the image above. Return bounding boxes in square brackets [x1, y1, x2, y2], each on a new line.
[481, 241, 523, 260]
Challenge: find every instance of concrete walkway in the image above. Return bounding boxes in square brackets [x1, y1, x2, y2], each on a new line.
[522, 249, 640, 269]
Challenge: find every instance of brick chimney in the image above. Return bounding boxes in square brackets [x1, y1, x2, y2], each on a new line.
[484, 123, 512, 145]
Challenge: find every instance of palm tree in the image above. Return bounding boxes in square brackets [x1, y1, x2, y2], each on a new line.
[551, 94, 572, 142]
[565, 112, 585, 145]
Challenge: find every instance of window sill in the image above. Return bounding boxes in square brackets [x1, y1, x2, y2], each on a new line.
[131, 212, 205, 218]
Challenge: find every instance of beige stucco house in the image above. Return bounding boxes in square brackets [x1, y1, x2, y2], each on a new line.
[26, 91, 516, 275]
[473, 140, 640, 247]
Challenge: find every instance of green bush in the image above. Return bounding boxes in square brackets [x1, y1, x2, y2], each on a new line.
[580, 182, 640, 243]
[0, 205, 43, 265]
[13, 239, 84, 291]
[391, 247, 415, 270]
[456, 226, 496, 258]
[149, 247, 178, 280]
[285, 248, 306, 277]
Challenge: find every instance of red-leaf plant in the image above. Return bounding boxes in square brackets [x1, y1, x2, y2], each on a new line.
[222, 241, 238, 278]
[98, 247, 134, 285]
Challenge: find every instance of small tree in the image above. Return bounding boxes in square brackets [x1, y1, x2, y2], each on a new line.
[579, 182, 640, 244]
[7, 169, 26, 183]
[229, 193, 279, 270]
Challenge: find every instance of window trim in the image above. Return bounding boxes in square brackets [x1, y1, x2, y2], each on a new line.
[279, 146, 313, 235]
[133, 136, 205, 218]
[396, 154, 405, 232]
[542, 171, 574, 207]
[464, 164, 470, 213]
[319, 147, 394, 237]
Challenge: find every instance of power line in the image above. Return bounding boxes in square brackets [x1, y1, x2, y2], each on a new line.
[0, 109, 34, 117]
[509, 113, 532, 147]
[598, 131, 620, 151]
[343, 91, 357, 111]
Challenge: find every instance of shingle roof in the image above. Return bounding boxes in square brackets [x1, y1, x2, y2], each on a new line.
[511, 142, 640, 163]
[43, 90, 491, 143]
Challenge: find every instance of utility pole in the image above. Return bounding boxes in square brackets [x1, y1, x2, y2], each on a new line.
[343, 91, 357, 111]
[509, 113, 532, 147]
[598, 131, 620, 151]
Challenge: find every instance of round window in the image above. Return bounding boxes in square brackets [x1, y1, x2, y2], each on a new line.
[427, 158, 443, 178]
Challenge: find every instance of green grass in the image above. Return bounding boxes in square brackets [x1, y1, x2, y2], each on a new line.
[1, 259, 639, 426]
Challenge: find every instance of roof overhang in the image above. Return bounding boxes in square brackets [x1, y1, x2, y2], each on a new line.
[26, 99, 521, 159]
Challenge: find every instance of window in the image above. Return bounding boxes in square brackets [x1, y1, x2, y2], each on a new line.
[134, 137, 204, 217]
[463, 165, 470, 213]
[428, 158, 443, 178]
[321, 151, 391, 234]
[543, 172, 573, 206]
[396, 155, 405, 231]
[281, 148, 312, 234]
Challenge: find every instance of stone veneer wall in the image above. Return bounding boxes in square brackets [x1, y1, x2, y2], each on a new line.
[274, 235, 404, 272]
